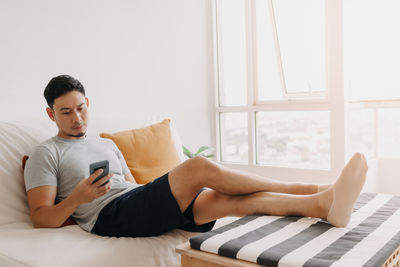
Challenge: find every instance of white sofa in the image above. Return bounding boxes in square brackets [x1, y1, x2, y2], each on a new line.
[0, 118, 196, 267]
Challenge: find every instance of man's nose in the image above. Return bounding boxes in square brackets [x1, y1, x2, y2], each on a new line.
[72, 111, 82, 122]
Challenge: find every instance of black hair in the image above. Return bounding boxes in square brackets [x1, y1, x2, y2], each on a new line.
[44, 75, 85, 108]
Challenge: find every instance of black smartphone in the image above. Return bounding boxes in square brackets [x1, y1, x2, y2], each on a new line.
[90, 160, 110, 186]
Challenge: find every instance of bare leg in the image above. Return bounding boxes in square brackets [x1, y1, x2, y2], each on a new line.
[169, 153, 367, 227]
[191, 189, 331, 225]
[168, 156, 320, 212]
[202, 164, 319, 195]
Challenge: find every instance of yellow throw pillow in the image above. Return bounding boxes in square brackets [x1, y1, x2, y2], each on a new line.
[100, 119, 182, 184]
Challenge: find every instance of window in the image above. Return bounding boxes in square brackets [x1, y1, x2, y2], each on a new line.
[256, 111, 330, 169]
[214, 0, 344, 180]
[220, 112, 248, 163]
[213, 0, 400, 180]
[344, 0, 400, 160]
[256, 0, 326, 98]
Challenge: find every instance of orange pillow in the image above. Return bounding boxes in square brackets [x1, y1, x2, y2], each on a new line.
[100, 119, 182, 184]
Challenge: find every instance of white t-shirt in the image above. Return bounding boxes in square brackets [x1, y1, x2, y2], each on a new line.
[24, 135, 139, 232]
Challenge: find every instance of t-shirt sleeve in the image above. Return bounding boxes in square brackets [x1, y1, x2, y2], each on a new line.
[24, 145, 58, 192]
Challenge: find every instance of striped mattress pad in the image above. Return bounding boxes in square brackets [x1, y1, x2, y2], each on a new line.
[189, 193, 400, 267]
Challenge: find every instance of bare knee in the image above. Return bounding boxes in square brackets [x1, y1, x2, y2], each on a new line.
[186, 155, 210, 167]
[185, 156, 222, 185]
[169, 156, 222, 192]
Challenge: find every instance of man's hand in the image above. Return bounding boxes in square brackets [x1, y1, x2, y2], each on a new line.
[69, 169, 113, 206]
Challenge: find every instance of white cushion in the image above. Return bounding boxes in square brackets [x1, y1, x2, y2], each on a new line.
[0, 222, 192, 267]
[0, 120, 52, 226]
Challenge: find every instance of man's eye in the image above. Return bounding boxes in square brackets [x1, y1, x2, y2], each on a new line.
[63, 112, 70, 115]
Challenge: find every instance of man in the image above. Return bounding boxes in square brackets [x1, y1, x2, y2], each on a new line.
[24, 75, 368, 238]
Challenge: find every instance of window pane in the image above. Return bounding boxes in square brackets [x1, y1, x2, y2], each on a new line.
[344, 0, 400, 100]
[378, 108, 400, 157]
[272, 0, 326, 93]
[256, 111, 330, 169]
[218, 0, 247, 106]
[346, 109, 375, 160]
[220, 112, 248, 163]
[256, 0, 282, 101]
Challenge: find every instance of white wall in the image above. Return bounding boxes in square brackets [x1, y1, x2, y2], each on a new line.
[0, 0, 215, 152]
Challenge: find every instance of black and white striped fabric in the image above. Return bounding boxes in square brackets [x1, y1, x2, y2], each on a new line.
[190, 193, 400, 267]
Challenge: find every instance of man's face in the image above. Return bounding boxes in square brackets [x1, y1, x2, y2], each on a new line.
[46, 91, 89, 140]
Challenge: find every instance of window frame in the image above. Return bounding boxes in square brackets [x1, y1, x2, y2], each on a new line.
[212, 0, 345, 182]
[346, 99, 400, 160]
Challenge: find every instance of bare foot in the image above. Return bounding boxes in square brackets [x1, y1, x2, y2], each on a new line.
[326, 153, 368, 227]
[317, 184, 332, 193]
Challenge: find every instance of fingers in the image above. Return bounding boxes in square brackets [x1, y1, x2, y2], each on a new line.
[88, 168, 104, 184]
[73, 172, 113, 205]
[94, 173, 113, 188]
[96, 180, 112, 197]
[88, 169, 113, 187]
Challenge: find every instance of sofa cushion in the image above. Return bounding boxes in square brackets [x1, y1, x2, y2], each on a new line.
[0, 222, 193, 267]
[100, 119, 183, 184]
[0, 121, 52, 226]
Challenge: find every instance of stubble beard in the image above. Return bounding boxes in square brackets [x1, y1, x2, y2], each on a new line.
[66, 131, 86, 138]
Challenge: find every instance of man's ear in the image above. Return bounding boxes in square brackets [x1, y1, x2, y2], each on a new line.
[85, 97, 89, 108]
[46, 107, 56, 121]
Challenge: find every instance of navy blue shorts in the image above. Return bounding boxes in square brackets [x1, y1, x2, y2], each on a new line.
[92, 172, 216, 237]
